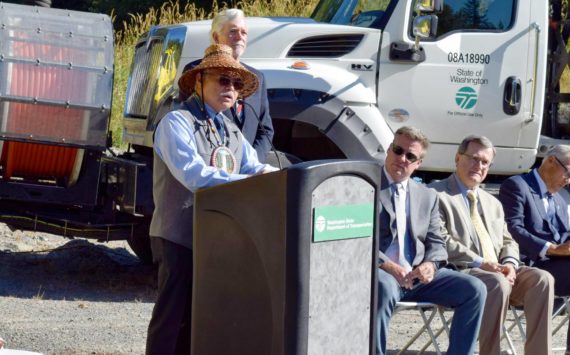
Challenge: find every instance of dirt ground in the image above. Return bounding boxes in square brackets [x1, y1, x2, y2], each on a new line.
[0, 227, 568, 354]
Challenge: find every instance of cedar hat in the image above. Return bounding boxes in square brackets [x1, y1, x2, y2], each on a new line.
[178, 44, 259, 99]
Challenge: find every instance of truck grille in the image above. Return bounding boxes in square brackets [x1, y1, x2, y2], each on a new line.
[125, 36, 164, 118]
[287, 34, 364, 58]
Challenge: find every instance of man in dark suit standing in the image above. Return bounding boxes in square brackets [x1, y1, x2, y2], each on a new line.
[499, 144, 570, 354]
[376, 126, 486, 355]
[181, 9, 274, 163]
[431, 135, 553, 355]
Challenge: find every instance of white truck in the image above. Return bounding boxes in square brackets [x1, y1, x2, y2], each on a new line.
[124, 0, 568, 180]
[1, 0, 569, 262]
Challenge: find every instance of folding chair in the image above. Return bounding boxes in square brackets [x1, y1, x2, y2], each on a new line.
[394, 301, 452, 355]
[501, 306, 525, 355]
[552, 296, 570, 340]
[502, 296, 570, 354]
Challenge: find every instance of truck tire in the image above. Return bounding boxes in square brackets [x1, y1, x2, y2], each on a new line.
[266, 150, 302, 169]
[127, 221, 153, 264]
[21, 0, 52, 7]
[36, 0, 52, 7]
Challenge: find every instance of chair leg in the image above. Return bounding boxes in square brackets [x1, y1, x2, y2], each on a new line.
[418, 308, 450, 354]
[502, 322, 519, 355]
[397, 307, 440, 355]
[552, 297, 570, 337]
[512, 307, 527, 339]
[417, 307, 443, 355]
[552, 297, 570, 352]
[436, 307, 451, 336]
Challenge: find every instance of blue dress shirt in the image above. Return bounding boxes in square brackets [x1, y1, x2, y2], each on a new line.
[154, 103, 275, 193]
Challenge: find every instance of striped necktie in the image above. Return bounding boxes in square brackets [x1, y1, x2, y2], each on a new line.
[394, 183, 413, 271]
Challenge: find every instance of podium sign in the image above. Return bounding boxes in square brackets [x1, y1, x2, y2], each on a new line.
[313, 203, 374, 241]
[192, 160, 381, 355]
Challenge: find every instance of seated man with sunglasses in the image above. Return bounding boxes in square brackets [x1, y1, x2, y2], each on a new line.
[430, 135, 554, 355]
[146, 43, 276, 355]
[376, 126, 486, 355]
[499, 144, 570, 355]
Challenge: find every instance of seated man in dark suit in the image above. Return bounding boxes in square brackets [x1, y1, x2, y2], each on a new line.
[376, 126, 486, 355]
[431, 135, 554, 355]
[180, 9, 274, 163]
[499, 144, 570, 355]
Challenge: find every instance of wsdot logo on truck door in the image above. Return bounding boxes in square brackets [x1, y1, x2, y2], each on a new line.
[455, 87, 478, 109]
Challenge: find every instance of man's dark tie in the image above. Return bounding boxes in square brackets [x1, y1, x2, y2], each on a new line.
[546, 192, 561, 242]
[213, 114, 225, 143]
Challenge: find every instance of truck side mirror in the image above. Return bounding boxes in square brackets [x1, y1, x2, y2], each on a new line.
[415, 0, 443, 13]
[413, 15, 438, 39]
[389, 2, 440, 63]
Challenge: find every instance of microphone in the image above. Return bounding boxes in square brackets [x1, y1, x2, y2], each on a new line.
[236, 99, 282, 170]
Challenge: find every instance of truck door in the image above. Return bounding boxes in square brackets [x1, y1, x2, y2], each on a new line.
[377, 0, 548, 173]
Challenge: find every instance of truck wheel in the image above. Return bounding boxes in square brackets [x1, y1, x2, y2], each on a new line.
[127, 221, 153, 264]
[21, 0, 52, 7]
[265, 151, 302, 168]
[35, 0, 52, 7]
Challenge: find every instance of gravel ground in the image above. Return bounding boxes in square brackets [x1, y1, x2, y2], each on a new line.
[0, 226, 156, 354]
[0, 224, 568, 354]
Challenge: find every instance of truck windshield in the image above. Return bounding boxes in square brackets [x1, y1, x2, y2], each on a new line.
[311, 0, 393, 29]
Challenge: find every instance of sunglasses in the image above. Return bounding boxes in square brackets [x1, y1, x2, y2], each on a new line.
[211, 74, 244, 91]
[553, 155, 570, 179]
[391, 144, 420, 163]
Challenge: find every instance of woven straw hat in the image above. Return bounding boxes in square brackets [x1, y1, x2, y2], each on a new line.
[178, 44, 259, 99]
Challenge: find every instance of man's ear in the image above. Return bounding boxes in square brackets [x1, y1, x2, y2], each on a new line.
[454, 153, 460, 166]
[194, 72, 202, 92]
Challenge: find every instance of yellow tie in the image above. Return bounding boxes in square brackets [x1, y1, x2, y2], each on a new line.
[467, 190, 498, 263]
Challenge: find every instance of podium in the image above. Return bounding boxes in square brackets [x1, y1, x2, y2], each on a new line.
[192, 160, 381, 355]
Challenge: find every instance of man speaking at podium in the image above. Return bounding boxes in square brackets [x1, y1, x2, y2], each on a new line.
[145, 44, 276, 355]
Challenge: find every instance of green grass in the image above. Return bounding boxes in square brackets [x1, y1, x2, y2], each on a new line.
[111, 0, 318, 147]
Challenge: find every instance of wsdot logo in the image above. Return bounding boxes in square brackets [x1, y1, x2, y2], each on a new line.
[455, 86, 477, 109]
[315, 216, 326, 233]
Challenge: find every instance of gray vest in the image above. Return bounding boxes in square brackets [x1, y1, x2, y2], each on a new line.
[149, 98, 244, 249]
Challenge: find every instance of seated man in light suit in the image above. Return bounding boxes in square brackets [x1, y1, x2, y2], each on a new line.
[430, 135, 554, 355]
[376, 126, 486, 355]
[499, 144, 570, 355]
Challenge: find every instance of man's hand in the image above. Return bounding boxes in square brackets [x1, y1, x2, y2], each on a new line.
[547, 241, 570, 256]
[254, 168, 274, 175]
[380, 260, 413, 289]
[499, 263, 517, 285]
[407, 261, 436, 285]
[480, 261, 502, 273]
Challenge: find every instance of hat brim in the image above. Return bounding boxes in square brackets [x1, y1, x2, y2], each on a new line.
[178, 61, 259, 99]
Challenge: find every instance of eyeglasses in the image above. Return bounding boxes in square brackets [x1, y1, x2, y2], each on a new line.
[208, 73, 244, 91]
[391, 144, 420, 163]
[461, 153, 492, 168]
[553, 156, 570, 179]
